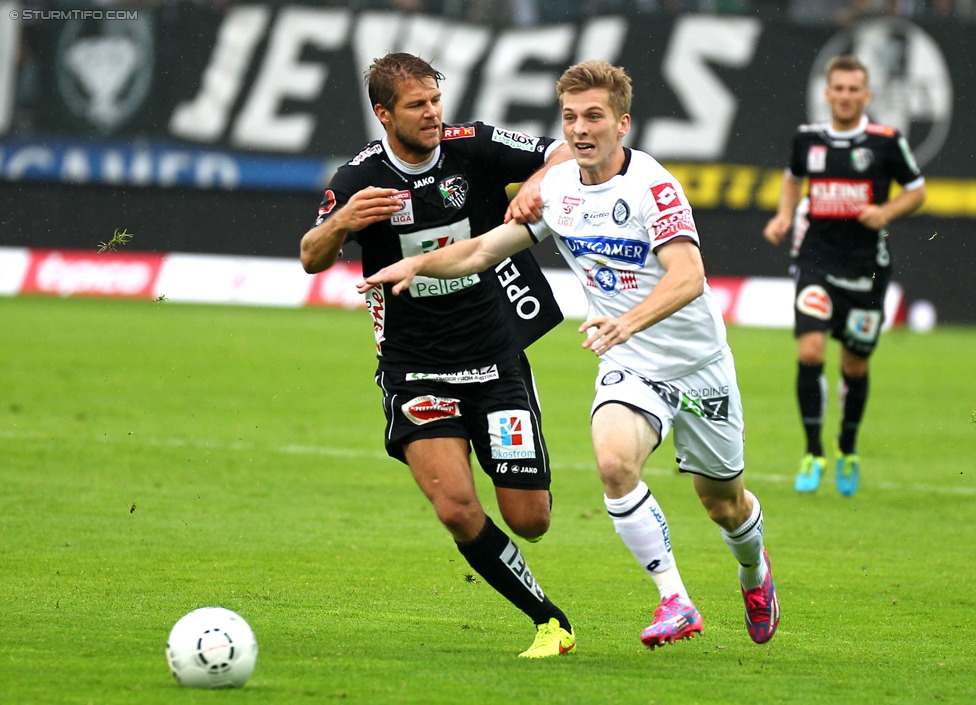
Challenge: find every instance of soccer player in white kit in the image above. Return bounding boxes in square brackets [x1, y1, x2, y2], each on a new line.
[359, 60, 779, 647]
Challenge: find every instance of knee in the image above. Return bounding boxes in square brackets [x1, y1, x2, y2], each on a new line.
[597, 455, 640, 497]
[500, 502, 551, 541]
[433, 497, 483, 537]
[508, 512, 551, 541]
[698, 495, 741, 531]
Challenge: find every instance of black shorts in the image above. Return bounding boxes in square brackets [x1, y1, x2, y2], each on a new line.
[374, 353, 551, 491]
[792, 263, 890, 358]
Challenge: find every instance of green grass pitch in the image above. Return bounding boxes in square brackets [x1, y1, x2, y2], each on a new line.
[1, 296, 974, 704]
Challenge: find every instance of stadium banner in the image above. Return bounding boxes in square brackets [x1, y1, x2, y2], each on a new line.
[0, 246, 909, 330]
[0, 7, 971, 322]
[1, 6, 974, 196]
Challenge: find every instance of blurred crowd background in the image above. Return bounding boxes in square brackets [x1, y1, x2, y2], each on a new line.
[15, 0, 976, 24]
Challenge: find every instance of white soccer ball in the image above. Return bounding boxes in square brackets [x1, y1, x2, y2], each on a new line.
[165, 607, 258, 689]
[908, 299, 937, 333]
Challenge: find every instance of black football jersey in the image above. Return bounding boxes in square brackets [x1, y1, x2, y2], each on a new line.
[787, 117, 923, 277]
[314, 122, 563, 372]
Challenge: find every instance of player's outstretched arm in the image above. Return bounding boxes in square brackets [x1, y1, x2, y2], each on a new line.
[300, 187, 403, 273]
[763, 173, 803, 245]
[358, 221, 533, 295]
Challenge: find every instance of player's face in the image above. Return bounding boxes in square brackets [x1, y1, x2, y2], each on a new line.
[560, 88, 630, 185]
[825, 69, 871, 131]
[377, 77, 443, 164]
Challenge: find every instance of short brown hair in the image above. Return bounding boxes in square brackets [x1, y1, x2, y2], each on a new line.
[556, 60, 632, 119]
[826, 55, 869, 85]
[365, 52, 444, 112]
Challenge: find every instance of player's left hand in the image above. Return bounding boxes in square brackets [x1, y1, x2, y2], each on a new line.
[857, 204, 888, 230]
[579, 316, 634, 357]
[356, 259, 418, 296]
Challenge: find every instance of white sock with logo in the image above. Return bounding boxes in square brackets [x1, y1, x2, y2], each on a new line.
[722, 490, 768, 590]
[605, 481, 688, 602]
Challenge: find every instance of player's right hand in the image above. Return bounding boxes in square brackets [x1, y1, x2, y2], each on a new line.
[342, 187, 404, 230]
[762, 214, 791, 245]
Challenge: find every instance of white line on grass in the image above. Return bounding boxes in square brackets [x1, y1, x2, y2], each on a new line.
[3, 429, 974, 496]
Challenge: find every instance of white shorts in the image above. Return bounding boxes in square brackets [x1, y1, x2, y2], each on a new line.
[591, 351, 745, 480]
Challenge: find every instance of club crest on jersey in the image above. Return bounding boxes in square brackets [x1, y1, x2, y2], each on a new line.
[650, 182, 681, 210]
[586, 266, 638, 297]
[439, 175, 468, 210]
[487, 410, 536, 459]
[612, 199, 631, 225]
[850, 147, 873, 172]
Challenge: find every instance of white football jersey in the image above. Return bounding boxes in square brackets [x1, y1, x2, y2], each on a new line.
[528, 149, 728, 379]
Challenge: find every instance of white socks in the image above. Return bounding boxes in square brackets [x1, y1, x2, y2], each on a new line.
[605, 481, 688, 601]
[722, 489, 768, 590]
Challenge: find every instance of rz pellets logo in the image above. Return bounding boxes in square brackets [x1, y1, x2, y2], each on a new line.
[806, 17, 952, 168]
[55, 15, 155, 133]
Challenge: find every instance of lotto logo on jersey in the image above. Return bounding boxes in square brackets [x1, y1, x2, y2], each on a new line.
[443, 126, 476, 140]
[808, 179, 873, 218]
[650, 182, 681, 210]
[402, 395, 462, 425]
[487, 410, 536, 459]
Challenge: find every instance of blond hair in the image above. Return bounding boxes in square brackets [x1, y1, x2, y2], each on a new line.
[556, 60, 632, 119]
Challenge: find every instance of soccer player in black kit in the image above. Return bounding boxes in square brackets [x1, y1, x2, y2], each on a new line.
[763, 55, 926, 497]
[300, 53, 576, 657]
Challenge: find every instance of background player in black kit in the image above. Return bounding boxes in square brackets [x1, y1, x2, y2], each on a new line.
[300, 53, 575, 657]
[763, 55, 926, 497]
